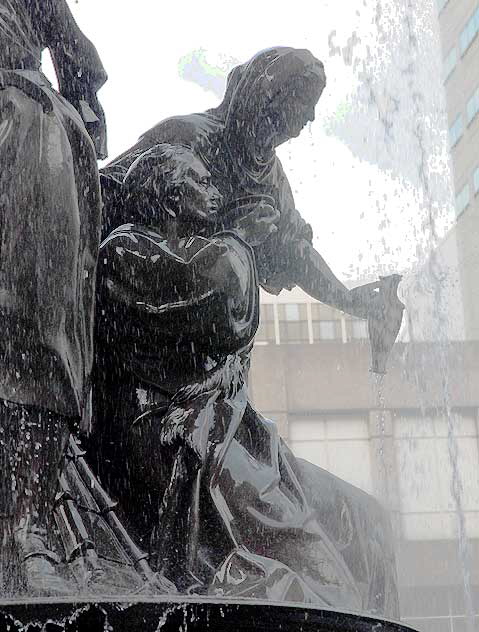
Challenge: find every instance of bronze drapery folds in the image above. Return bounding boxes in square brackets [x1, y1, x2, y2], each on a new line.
[0, 7, 404, 611]
[91, 48, 402, 615]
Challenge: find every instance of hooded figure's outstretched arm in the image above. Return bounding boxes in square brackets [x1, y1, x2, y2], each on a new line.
[292, 238, 374, 319]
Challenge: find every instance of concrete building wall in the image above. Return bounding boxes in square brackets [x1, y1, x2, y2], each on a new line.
[249, 288, 479, 632]
[244, 5, 479, 630]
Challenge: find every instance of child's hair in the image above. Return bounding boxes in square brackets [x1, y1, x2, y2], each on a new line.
[123, 143, 216, 235]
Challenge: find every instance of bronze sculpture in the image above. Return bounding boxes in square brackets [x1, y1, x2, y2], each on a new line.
[0, 4, 408, 618]
[101, 48, 375, 316]
[90, 47, 403, 613]
[0, 0, 107, 596]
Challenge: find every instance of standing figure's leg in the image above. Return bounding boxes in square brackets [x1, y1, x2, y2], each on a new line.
[0, 402, 72, 596]
[0, 82, 102, 595]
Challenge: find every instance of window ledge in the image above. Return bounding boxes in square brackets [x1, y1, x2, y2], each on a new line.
[456, 202, 470, 219]
[461, 32, 478, 59]
[443, 70, 456, 85]
[450, 135, 463, 150]
[467, 112, 478, 128]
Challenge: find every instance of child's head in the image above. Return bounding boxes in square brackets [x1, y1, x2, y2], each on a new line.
[124, 143, 222, 236]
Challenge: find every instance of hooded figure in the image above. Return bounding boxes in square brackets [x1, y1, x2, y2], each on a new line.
[103, 48, 333, 301]
[94, 48, 400, 616]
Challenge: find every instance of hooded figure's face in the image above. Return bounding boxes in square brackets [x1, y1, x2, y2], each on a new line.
[256, 72, 324, 150]
[221, 48, 326, 163]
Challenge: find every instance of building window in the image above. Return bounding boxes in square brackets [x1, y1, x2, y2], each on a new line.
[394, 411, 479, 541]
[467, 86, 479, 124]
[317, 320, 337, 340]
[456, 183, 470, 216]
[449, 114, 463, 148]
[310, 304, 341, 342]
[350, 319, 369, 340]
[289, 415, 373, 493]
[284, 303, 300, 321]
[278, 303, 309, 344]
[460, 5, 479, 56]
[255, 304, 276, 344]
[443, 46, 457, 82]
[474, 167, 479, 194]
[312, 319, 341, 341]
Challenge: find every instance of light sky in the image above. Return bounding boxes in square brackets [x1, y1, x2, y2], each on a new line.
[50, 0, 455, 288]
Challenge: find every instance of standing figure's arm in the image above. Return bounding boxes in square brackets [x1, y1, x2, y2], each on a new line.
[33, 0, 108, 157]
[293, 238, 376, 319]
[266, 233, 403, 374]
[286, 236, 404, 374]
[260, 167, 378, 318]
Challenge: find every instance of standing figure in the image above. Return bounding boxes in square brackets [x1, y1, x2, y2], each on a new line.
[0, 0, 107, 595]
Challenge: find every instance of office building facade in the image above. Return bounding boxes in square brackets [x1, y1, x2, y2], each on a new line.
[440, 0, 479, 339]
[249, 288, 479, 631]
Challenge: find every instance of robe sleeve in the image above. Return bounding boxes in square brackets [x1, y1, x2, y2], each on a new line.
[97, 226, 259, 362]
[254, 159, 314, 294]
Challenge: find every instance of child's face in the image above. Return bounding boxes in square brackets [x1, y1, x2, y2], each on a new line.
[176, 154, 222, 220]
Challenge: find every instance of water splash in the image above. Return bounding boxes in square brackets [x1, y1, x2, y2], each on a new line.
[332, 0, 476, 626]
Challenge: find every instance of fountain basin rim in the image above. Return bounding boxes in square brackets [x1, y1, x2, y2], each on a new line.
[0, 595, 418, 631]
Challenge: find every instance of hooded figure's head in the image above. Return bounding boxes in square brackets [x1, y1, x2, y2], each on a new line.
[213, 47, 326, 175]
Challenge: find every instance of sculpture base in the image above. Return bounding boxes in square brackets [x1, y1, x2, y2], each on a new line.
[0, 597, 418, 631]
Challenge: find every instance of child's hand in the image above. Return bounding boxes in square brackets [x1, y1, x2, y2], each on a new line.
[230, 198, 279, 246]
